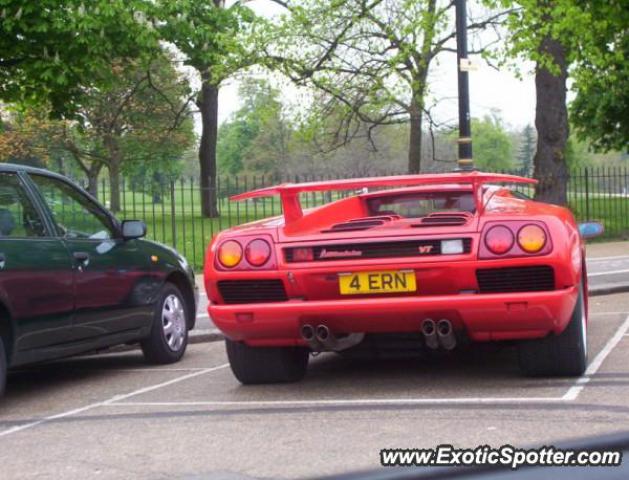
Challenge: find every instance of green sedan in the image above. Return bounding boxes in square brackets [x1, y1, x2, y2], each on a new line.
[0, 164, 198, 397]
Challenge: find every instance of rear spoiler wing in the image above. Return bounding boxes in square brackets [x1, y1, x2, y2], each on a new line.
[230, 171, 537, 224]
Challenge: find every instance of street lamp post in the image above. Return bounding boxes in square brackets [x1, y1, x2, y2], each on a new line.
[455, 0, 474, 170]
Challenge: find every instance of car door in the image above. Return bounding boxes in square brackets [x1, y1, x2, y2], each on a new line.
[0, 172, 75, 357]
[27, 173, 155, 341]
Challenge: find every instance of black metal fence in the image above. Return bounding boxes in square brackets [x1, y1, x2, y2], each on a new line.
[91, 167, 629, 269]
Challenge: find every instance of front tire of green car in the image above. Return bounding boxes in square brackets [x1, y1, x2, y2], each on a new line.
[141, 284, 189, 365]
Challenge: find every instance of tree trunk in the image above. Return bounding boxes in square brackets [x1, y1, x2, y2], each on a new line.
[198, 79, 220, 218]
[408, 97, 423, 174]
[86, 163, 103, 198]
[108, 162, 121, 213]
[533, 35, 569, 206]
[87, 172, 99, 198]
[104, 135, 123, 212]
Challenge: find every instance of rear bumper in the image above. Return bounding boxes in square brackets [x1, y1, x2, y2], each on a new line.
[209, 286, 579, 346]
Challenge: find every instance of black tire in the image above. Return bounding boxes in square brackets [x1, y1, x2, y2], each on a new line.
[518, 283, 587, 377]
[141, 284, 189, 365]
[225, 339, 309, 385]
[0, 338, 6, 398]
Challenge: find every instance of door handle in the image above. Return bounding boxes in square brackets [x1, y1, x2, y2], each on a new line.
[73, 252, 90, 265]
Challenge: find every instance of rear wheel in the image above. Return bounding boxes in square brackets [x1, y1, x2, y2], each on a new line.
[225, 339, 309, 384]
[518, 283, 587, 376]
[141, 284, 189, 364]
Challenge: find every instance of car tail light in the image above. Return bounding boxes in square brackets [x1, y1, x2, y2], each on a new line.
[517, 224, 546, 253]
[245, 239, 272, 266]
[484, 225, 514, 255]
[217, 240, 243, 268]
[291, 247, 314, 262]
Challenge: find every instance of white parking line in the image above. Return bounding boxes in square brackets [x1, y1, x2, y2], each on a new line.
[588, 269, 629, 277]
[105, 397, 566, 408]
[588, 255, 629, 262]
[589, 311, 629, 317]
[85, 368, 213, 373]
[102, 363, 229, 405]
[0, 363, 229, 439]
[562, 314, 629, 401]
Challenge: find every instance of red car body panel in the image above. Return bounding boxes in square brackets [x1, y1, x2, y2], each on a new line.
[204, 172, 585, 348]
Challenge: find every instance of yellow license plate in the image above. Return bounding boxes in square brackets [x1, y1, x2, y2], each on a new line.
[339, 270, 416, 295]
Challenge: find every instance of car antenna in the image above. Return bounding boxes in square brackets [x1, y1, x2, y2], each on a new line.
[454, 0, 475, 172]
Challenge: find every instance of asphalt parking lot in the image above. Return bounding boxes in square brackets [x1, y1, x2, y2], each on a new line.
[1, 291, 629, 479]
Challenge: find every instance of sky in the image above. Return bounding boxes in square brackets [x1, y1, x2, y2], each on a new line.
[208, 1, 539, 133]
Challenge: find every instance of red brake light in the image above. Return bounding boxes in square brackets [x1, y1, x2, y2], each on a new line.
[245, 239, 272, 266]
[292, 247, 314, 262]
[484, 225, 514, 255]
[217, 240, 242, 268]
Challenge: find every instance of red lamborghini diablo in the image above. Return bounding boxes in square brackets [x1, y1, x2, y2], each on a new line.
[204, 171, 597, 384]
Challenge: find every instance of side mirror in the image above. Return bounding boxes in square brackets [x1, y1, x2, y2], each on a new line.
[121, 220, 147, 240]
[578, 221, 604, 239]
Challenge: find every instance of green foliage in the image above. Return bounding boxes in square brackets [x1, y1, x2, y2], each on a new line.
[217, 119, 253, 174]
[218, 79, 289, 175]
[275, 0, 451, 120]
[518, 124, 535, 174]
[569, 2, 628, 152]
[487, 0, 628, 152]
[471, 115, 514, 171]
[3, 52, 196, 200]
[449, 113, 514, 171]
[155, 0, 257, 84]
[74, 52, 195, 177]
[0, 0, 158, 116]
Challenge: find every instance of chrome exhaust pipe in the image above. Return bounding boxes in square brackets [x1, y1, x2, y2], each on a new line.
[300, 324, 322, 351]
[315, 324, 330, 342]
[437, 319, 456, 350]
[421, 319, 439, 350]
[315, 324, 364, 351]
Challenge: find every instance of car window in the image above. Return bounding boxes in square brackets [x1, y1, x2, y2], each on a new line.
[29, 174, 116, 240]
[0, 173, 46, 238]
[367, 191, 476, 218]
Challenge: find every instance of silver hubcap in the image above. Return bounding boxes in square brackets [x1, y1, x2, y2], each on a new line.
[162, 294, 186, 352]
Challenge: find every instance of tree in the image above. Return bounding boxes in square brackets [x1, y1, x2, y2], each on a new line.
[569, 2, 628, 152]
[533, 27, 569, 204]
[490, 0, 628, 204]
[269, 0, 507, 174]
[471, 115, 514, 171]
[60, 53, 195, 209]
[0, 109, 55, 167]
[0, 0, 158, 117]
[518, 124, 535, 174]
[155, 0, 259, 217]
[218, 79, 290, 176]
